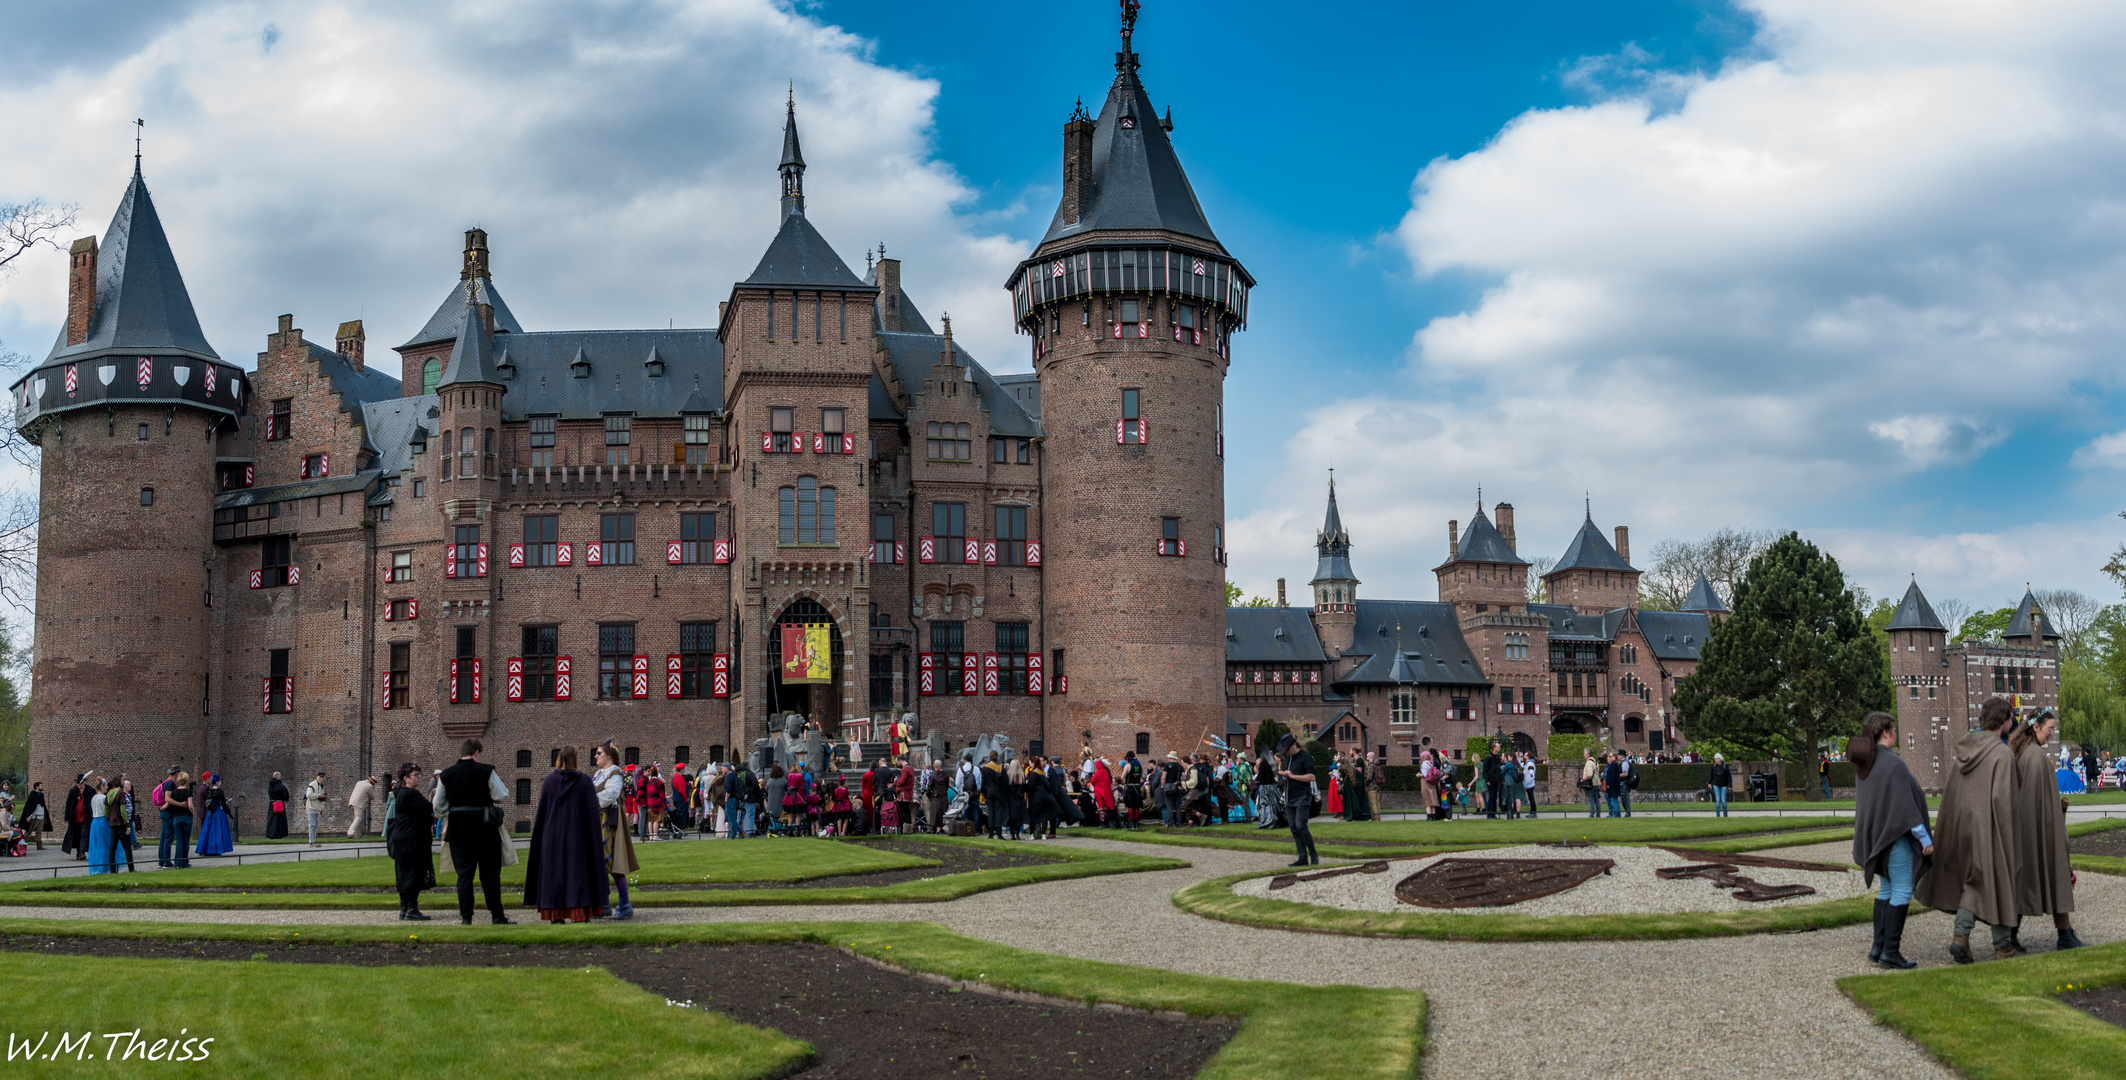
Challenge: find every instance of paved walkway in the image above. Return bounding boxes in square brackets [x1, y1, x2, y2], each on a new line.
[7, 832, 2121, 1080]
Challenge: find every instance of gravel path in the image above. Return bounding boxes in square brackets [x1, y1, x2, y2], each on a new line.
[1235, 844, 1867, 915]
[14, 833, 2125, 1080]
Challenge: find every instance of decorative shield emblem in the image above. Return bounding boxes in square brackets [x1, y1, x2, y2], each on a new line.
[172, 365, 190, 386]
[1394, 858, 1614, 908]
[204, 365, 217, 394]
[33, 377, 46, 399]
[97, 364, 116, 386]
[137, 357, 153, 388]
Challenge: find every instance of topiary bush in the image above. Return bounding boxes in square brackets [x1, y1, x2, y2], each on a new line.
[1379, 765, 1421, 792]
[1466, 736, 1504, 762]
[1547, 733, 1598, 763]
[1255, 719, 1290, 754]
[1304, 740, 1332, 772]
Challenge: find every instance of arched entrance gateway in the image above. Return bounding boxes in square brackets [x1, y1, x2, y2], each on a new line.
[1550, 716, 1586, 735]
[767, 598, 846, 735]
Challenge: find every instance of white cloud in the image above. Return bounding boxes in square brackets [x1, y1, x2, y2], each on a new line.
[0, 0, 1028, 373]
[1228, 0, 2126, 609]
[2071, 429, 2126, 469]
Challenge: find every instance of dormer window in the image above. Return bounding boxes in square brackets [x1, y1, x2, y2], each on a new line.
[570, 350, 592, 379]
[644, 348, 665, 378]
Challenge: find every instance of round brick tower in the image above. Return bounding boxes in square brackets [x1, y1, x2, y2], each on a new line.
[12, 163, 246, 794]
[1007, 10, 1252, 759]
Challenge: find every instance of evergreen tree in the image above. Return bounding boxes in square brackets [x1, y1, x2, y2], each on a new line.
[1674, 533, 1893, 798]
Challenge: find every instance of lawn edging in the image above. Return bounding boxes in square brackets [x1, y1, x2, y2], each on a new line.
[0, 917, 1421, 1080]
[1171, 868, 1873, 942]
[1839, 939, 2126, 1080]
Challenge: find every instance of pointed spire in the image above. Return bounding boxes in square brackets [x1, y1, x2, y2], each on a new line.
[437, 286, 500, 388]
[46, 158, 218, 364]
[1680, 572, 1729, 614]
[1887, 579, 1946, 632]
[1312, 472, 1356, 587]
[780, 87, 806, 216]
[1320, 473, 1346, 543]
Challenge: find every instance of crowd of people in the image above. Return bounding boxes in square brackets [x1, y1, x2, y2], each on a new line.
[0, 770, 236, 869]
[1853, 699, 2090, 968]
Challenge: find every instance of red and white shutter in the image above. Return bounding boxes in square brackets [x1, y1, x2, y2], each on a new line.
[713, 539, 732, 564]
[812, 432, 825, 453]
[983, 541, 997, 566]
[476, 543, 489, 577]
[319, 452, 329, 477]
[918, 537, 935, 563]
[631, 654, 649, 699]
[867, 542, 876, 562]
[406, 599, 419, 620]
[761, 431, 773, 453]
[508, 542, 525, 567]
[449, 659, 461, 704]
[243, 464, 254, 487]
[1055, 674, 1067, 694]
[446, 547, 457, 578]
[983, 653, 1000, 695]
[666, 654, 682, 698]
[282, 677, 294, 714]
[894, 541, 906, 564]
[964, 538, 979, 564]
[585, 541, 602, 566]
[249, 569, 263, 589]
[506, 657, 524, 702]
[555, 656, 572, 701]
[1232, 669, 1244, 685]
[1137, 420, 1149, 445]
[919, 653, 935, 696]
[1028, 653, 1044, 696]
[1177, 539, 1186, 557]
[1026, 541, 1041, 566]
[380, 670, 394, 710]
[261, 678, 273, 714]
[667, 541, 683, 564]
[842, 433, 855, 454]
[961, 653, 979, 695]
[711, 653, 729, 697]
[467, 658, 482, 704]
[1309, 671, 1320, 684]
[382, 599, 394, 622]
[287, 564, 301, 585]
[1112, 321, 1123, 340]
[557, 542, 573, 566]
[1116, 419, 1125, 444]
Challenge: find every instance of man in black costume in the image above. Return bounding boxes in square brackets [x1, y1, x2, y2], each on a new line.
[264, 772, 291, 840]
[436, 739, 514, 926]
[1276, 734, 1319, 867]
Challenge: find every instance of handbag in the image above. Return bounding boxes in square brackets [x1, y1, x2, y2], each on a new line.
[483, 805, 506, 828]
[271, 800, 285, 813]
[496, 824, 517, 866]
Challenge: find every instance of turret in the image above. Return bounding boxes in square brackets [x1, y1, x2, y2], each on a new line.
[1005, 4, 1249, 760]
[10, 161, 247, 796]
[1542, 506, 1641, 616]
[1309, 477, 1358, 658]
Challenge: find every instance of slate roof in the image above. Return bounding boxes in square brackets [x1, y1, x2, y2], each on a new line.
[46, 165, 219, 365]
[1224, 607, 1327, 663]
[399, 275, 523, 350]
[1040, 59, 1220, 246]
[1446, 509, 1527, 566]
[861, 265, 936, 335]
[1680, 572, 1730, 613]
[1531, 604, 1624, 641]
[1312, 478, 1356, 584]
[994, 374, 1040, 418]
[2006, 590, 2061, 640]
[214, 471, 377, 511]
[1638, 610, 1713, 661]
[1551, 515, 1636, 574]
[362, 394, 440, 477]
[438, 300, 501, 387]
[1886, 580, 1946, 632]
[487, 330, 723, 421]
[1333, 600, 1490, 687]
[877, 332, 1041, 438]
[742, 212, 869, 289]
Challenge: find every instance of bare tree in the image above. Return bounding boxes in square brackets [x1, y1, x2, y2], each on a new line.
[1643, 528, 1777, 610]
[1525, 555, 1554, 603]
[1932, 597, 1972, 640]
[0, 199, 78, 280]
[2035, 588, 2101, 663]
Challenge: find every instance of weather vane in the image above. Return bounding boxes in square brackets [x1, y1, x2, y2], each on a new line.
[1121, 0, 1140, 52]
[134, 118, 144, 167]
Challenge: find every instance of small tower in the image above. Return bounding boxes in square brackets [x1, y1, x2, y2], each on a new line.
[1435, 501, 1528, 617]
[1679, 572, 1730, 622]
[2006, 590, 2061, 653]
[1886, 579, 1949, 788]
[1543, 507, 1641, 616]
[432, 293, 506, 737]
[1309, 477, 1358, 658]
[11, 160, 246, 790]
[395, 228, 522, 397]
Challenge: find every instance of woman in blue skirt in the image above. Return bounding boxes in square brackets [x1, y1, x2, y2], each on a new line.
[85, 778, 116, 874]
[194, 773, 234, 857]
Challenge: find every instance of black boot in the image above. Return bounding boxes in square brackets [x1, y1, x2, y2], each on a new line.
[1876, 904, 1917, 969]
[2058, 926, 2087, 950]
[1868, 899, 1887, 963]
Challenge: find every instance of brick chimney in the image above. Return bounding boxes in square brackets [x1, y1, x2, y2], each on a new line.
[461, 228, 490, 280]
[1448, 519, 1459, 561]
[1276, 578, 1286, 607]
[877, 257, 903, 332]
[1614, 525, 1630, 563]
[1495, 503, 1515, 552]
[66, 237, 98, 346]
[1059, 112, 1095, 226]
[336, 320, 365, 370]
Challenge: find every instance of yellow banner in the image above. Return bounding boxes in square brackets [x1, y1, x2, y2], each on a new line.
[781, 623, 832, 684]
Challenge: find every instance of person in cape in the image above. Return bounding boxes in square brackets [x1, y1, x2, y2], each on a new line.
[1915, 697, 2021, 962]
[264, 772, 290, 840]
[525, 746, 609, 923]
[2009, 709, 2086, 950]
[387, 763, 436, 921]
[1849, 712, 1933, 969]
[194, 773, 234, 857]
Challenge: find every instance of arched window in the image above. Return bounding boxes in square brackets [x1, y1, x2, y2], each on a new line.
[422, 358, 440, 394]
[459, 427, 476, 477]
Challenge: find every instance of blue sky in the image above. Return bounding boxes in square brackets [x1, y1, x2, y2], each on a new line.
[2, 0, 2124, 622]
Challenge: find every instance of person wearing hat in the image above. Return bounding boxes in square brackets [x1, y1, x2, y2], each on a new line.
[302, 772, 329, 847]
[1274, 734, 1319, 866]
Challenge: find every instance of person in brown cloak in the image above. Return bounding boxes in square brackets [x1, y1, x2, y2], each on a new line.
[1849, 712, 1933, 969]
[2009, 708, 2085, 950]
[1914, 696, 2020, 962]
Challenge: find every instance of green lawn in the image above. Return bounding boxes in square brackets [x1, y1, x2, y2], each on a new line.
[0, 836, 1185, 910]
[23, 836, 927, 890]
[0, 951, 806, 1079]
[1841, 940, 2126, 1080]
[1209, 814, 1848, 844]
[0, 918, 1422, 1080]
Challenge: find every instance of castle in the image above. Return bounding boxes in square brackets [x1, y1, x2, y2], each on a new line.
[1885, 580, 2059, 790]
[19, 15, 1247, 824]
[1223, 486, 1728, 766]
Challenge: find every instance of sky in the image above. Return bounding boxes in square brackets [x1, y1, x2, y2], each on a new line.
[3, 0, 2125, 627]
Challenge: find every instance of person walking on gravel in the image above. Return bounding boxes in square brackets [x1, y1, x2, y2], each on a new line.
[2009, 709, 2085, 951]
[1915, 697, 2020, 962]
[1707, 754, 1733, 817]
[1851, 712, 1932, 969]
[1276, 733, 1319, 867]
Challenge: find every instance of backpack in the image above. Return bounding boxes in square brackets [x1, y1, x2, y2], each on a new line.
[737, 770, 761, 803]
[1626, 765, 1641, 790]
[150, 782, 167, 809]
[1182, 767, 1199, 790]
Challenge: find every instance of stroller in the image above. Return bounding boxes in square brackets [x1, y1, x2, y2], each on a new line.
[877, 797, 902, 834]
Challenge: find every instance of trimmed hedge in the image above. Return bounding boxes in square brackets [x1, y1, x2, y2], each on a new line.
[1547, 733, 1599, 762]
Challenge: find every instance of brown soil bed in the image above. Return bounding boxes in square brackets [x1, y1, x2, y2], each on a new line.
[0, 936, 1235, 1079]
[2058, 984, 2126, 1030]
[2067, 828, 2126, 859]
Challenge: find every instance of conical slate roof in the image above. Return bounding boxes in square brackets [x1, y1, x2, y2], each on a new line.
[437, 296, 499, 387]
[1040, 50, 1219, 246]
[780, 96, 804, 170]
[1550, 514, 1635, 574]
[1886, 580, 1946, 632]
[2006, 590, 2061, 640]
[1311, 478, 1356, 585]
[743, 212, 867, 289]
[46, 164, 219, 364]
[1450, 509, 1527, 566]
[400, 275, 523, 349]
[1679, 572, 1729, 613]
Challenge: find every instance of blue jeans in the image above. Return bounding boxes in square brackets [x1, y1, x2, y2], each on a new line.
[1877, 835, 1918, 905]
[1822, 776, 1833, 799]
[157, 810, 175, 866]
[1605, 795, 1621, 817]
[1712, 786, 1729, 816]
[1585, 787, 1602, 816]
[163, 815, 193, 867]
